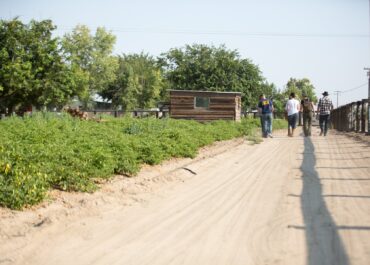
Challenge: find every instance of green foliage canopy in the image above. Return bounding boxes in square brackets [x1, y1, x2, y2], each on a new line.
[0, 18, 320, 115]
[62, 25, 118, 106]
[101, 53, 164, 110]
[283, 78, 318, 103]
[0, 19, 80, 111]
[158, 44, 270, 110]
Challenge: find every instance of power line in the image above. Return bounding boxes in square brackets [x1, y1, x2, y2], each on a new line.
[331, 82, 368, 108]
[339, 82, 368, 93]
[55, 26, 370, 38]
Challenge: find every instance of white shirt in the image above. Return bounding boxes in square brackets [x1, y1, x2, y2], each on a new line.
[285, 98, 300, 116]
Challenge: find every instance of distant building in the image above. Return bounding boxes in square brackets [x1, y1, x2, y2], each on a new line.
[169, 90, 242, 122]
[67, 94, 113, 110]
[91, 94, 112, 110]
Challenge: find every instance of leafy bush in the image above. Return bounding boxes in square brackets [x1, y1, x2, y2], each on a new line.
[0, 113, 260, 209]
[273, 118, 288, 130]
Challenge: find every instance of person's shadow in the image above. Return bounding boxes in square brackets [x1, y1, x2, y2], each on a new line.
[299, 137, 349, 265]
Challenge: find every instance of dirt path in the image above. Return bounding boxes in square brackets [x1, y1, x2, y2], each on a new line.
[1, 127, 370, 265]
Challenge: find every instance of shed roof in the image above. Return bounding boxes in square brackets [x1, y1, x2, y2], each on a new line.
[169, 90, 242, 96]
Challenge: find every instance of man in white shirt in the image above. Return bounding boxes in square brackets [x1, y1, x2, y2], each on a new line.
[285, 92, 300, 137]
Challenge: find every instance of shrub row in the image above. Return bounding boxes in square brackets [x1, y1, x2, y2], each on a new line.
[0, 113, 285, 209]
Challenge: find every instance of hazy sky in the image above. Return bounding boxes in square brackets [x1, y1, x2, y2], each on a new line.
[1, 0, 369, 106]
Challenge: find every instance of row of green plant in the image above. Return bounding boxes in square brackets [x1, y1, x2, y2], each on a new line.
[0, 114, 286, 209]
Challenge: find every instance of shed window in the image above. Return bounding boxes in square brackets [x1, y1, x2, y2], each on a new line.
[195, 97, 210, 109]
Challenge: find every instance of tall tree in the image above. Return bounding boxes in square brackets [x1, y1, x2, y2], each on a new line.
[62, 25, 118, 107]
[284, 78, 318, 102]
[101, 53, 164, 110]
[0, 19, 32, 112]
[158, 44, 266, 110]
[0, 18, 80, 112]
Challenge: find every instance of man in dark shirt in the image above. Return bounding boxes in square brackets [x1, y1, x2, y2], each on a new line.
[258, 94, 274, 138]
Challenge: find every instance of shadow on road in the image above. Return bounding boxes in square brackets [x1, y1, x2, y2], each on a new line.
[300, 137, 349, 265]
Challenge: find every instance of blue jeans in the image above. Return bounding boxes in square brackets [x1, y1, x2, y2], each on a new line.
[260, 113, 273, 137]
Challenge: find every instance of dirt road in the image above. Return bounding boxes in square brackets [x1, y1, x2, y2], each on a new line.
[1, 128, 370, 265]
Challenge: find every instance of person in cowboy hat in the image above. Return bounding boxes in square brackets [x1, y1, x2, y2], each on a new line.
[317, 91, 333, 136]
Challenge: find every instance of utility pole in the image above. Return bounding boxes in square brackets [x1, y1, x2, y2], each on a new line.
[334, 91, 341, 108]
[366, 68, 370, 99]
[364, 0, 369, 134]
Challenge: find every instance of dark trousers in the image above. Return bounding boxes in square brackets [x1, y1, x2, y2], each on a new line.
[319, 114, 330, 135]
[288, 113, 298, 129]
[303, 112, 312, 136]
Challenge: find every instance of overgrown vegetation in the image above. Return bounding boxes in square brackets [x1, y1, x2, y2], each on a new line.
[0, 114, 286, 209]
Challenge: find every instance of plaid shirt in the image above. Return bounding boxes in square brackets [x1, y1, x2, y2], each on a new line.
[318, 96, 333, 115]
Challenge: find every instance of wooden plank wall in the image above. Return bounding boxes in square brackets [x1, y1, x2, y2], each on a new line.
[170, 91, 241, 122]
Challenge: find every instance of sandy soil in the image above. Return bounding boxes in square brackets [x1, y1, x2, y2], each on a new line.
[1, 127, 370, 265]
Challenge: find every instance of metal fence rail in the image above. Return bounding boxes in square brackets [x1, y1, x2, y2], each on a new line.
[241, 111, 286, 119]
[85, 110, 288, 120]
[82, 110, 170, 119]
[0, 109, 288, 121]
[331, 99, 369, 133]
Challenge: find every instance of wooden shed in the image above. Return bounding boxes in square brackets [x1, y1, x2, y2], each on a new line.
[169, 90, 242, 122]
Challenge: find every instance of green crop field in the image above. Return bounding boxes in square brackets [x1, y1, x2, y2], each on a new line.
[0, 113, 286, 209]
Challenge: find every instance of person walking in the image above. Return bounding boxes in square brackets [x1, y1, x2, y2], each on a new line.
[285, 92, 300, 137]
[258, 94, 274, 138]
[317, 91, 333, 136]
[300, 93, 315, 137]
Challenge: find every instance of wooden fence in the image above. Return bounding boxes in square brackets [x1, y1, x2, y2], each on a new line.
[331, 99, 369, 133]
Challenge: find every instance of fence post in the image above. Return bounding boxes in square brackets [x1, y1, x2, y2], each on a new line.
[332, 108, 337, 130]
[365, 99, 369, 134]
[347, 104, 350, 131]
[355, 102, 360, 132]
[349, 103, 353, 131]
[331, 109, 335, 130]
[361, 100, 366, 133]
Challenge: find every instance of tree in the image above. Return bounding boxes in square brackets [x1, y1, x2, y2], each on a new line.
[283, 78, 318, 103]
[62, 25, 118, 107]
[158, 44, 267, 110]
[101, 53, 164, 110]
[0, 18, 81, 112]
[0, 19, 32, 112]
